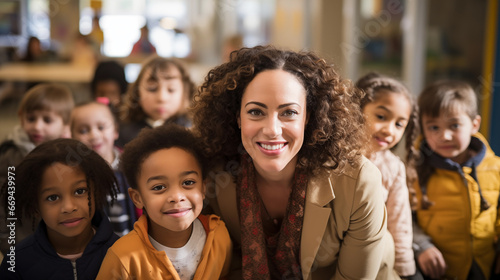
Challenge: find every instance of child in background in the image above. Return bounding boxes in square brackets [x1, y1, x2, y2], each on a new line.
[356, 73, 420, 279]
[91, 60, 128, 107]
[97, 124, 232, 279]
[116, 56, 195, 148]
[413, 80, 500, 280]
[71, 101, 137, 236]
[0, 83, 74, 255]
[0, 138, 119, 279]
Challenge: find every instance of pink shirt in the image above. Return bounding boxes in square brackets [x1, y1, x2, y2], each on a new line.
[370, 149, 416, 277]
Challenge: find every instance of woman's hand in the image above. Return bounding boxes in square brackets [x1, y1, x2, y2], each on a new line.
[417, 246, 446, 279]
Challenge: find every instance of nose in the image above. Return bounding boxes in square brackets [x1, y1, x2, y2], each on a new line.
[88, 128, 100, 140]
[157, 88, 169, 102]
[168, 187, 186, 203]
[61, 197, 77, 213]
[33, 118, 44, 130]
[380, 122, 395, 136]
[441, 129, 453, 141]
[262, 115, 282, 138]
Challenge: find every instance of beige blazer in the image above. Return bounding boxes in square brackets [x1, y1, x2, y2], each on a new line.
[206, 156, 398, 280]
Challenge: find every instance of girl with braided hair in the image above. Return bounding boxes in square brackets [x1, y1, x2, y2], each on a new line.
[0, 138, 118, 279]
[356, 72, 421, 280]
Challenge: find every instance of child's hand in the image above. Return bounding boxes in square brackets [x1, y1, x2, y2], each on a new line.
[417, 246, 446, 279]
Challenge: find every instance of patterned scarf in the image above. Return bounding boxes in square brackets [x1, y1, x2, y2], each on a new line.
[238, 155, 307, 279]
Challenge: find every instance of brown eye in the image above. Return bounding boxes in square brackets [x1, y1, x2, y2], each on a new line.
[248, 109, 263, 116]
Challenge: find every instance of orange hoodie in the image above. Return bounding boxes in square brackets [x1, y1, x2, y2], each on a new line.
[96, 214, 232, 280]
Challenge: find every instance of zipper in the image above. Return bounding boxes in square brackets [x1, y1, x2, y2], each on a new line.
[71, 260, 77, 280]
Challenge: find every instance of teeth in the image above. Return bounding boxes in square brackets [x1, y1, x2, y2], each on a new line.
[261, 143, 284, 150]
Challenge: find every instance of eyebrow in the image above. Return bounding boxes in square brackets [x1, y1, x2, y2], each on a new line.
[159, 75, 181, 80]
[244, 101, 301, 109]
[40, 179, 87, 195]
[146, 170, 199, 183]
[376, 105, 408, 120]
[424, 117, 460, 124]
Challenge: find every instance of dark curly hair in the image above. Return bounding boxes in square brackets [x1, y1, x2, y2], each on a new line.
[120, 124, 207, 189]
[192, 45, 367, 174]
[1, 138, 117, 224]
[356, 72, 420, 209]
[120, 56, 196, 123]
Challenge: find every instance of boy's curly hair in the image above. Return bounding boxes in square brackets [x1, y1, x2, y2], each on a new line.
[356, 72, 420, 209]
[120, 124, 207, 189]
[120, 56, 195, 123]
[2, 138, 117, 224]
[192, 45, 367, 174]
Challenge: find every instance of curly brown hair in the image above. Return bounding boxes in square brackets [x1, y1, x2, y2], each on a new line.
[120, 56, 195, 123]
[192, 45, 367, 174]
[356, 72, 420, 209]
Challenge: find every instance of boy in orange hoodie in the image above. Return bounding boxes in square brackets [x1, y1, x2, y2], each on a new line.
[97, 124, 232, 279]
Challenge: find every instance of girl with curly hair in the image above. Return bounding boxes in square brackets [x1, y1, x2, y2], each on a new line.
[116, 56, 195, 148]
[192, 45, 396, 279]
[357, 72, 420, 279]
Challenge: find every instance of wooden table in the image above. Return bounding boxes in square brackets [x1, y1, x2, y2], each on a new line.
[0, 62, 94, 83]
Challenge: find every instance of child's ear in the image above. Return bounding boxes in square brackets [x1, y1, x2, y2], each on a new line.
[128, 188, 145, 209]
[472, 115, 481, 134]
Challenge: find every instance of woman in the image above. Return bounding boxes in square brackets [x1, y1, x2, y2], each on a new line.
[192, 45, 396, 279]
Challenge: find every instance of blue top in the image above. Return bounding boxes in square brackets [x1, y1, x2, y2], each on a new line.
[0, 211, 119, 279]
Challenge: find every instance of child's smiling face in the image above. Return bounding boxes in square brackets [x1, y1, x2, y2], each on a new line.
[362, 91, 411, 153]
[38, 163, 95, 249]
[129, 147, 205, 247]
[21, 110, 68, 146]
[71, 103, 118, 164]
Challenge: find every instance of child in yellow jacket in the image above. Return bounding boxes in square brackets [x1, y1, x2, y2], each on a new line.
[97, 124, 232, 279]
[413, 80, 500, 280]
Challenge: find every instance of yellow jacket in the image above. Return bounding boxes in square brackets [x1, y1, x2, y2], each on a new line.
[96, 214, 232, 280]
[414, 133, 500, 280]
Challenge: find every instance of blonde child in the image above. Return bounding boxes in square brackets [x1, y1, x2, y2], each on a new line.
[0, 138, 119, 279]
[116, 56, 195, 148]
[97, 124, 232, 279]
[356, 73, 420, 279]
[71, 101, 137, 236]
[413, 80, 500, 280]
[0, 83, 74, 255]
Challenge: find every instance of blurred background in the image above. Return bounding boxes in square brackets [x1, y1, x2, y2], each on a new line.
[0, 0, 498, 152]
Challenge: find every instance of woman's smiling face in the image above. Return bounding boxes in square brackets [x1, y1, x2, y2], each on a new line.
[238, 69, 308, 178]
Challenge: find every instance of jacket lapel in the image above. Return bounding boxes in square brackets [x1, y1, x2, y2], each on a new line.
[301, 173, 335, 279]
[214, 170, 241, 243]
